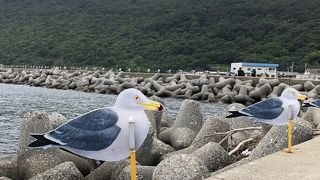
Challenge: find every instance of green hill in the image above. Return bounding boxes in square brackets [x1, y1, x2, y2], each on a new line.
[0, 0, 320, 72]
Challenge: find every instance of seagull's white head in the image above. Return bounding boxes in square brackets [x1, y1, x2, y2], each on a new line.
[281, 87, 308, 100]
[115, 88, 164, 111]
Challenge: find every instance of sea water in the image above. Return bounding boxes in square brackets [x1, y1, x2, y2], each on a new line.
[0, 84, 228, 155]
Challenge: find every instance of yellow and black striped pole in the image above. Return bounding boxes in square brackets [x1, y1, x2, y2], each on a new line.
[129, 117, 137, 180]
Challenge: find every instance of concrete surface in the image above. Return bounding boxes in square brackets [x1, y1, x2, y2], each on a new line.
[207, 136, 320, 180]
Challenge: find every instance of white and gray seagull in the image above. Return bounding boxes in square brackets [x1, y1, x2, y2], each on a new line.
[29, 88, 164, 161]
[226, 87, 307, 125]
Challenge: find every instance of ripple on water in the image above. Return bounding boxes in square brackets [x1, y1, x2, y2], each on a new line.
[0, 84, 228, 155]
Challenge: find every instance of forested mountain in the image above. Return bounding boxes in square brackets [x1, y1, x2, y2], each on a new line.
[0, 0, 319, 72]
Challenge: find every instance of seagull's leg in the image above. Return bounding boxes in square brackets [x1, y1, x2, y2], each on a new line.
[287, 104, 293, 153]
[287, 119, 293, 153]
[129, 117, 137, 180]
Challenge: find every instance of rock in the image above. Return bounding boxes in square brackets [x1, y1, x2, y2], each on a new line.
[52, 67, 61, 76]
[164, 84, 186, 91]
[220, 93, 234, 103]
[145, 96, 164, 137]
[48, 112, 67, 129]
[223, 103, 254, 144]
[304, 81, 315, 91]
[117, 82, 136, 94]
[233, 84, 255, 93]
[291, 84, 303, 91]
[302, 107, 320, 128]
[160, 112, 174, 128]
[258, 78, 280, 88]
[261, 123, 273, 136]
[267, 83, 288, 98]
[233, 86, 255, 104]
[192, 85, 209, 100]
[0, 159, 19, 180]
[311, 85, 320, 95]
[180, 82, 200, 94]
[0, 177, 12, 180]
[18, 148, 95, 179]
[119, 166, 155, 180]
[85, 159, 131, 180]
[250, 117, 313, 159]
[170, 127, 196, 149]
[215, 78, 235, 89]
[192, 117, 230, 150]
[151, 138, 175, 165]
[150, 73, 161, 81]
[249, 84, 272, 100]
[145, 78, 163, 92]
[178, 74, 188, 83]
[165, 73, 180, 83]
[191, 142, 232, 172]
[161, 144, 198, 160]
[235, 79, 253, 86]
[18, 111, 52, 158]
[29, 161, 84, 180]
[153, 154, 209, 180]
[159, 100, 203, 149]
[136, 127, 154, 166]
[210, 156, 253, 176]
[208, 93, 216, 102]
[300, 90, 319, 99]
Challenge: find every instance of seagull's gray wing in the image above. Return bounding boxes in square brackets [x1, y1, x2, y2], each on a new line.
[47, 108, 121, 151]
[311, 100, 320, 107]
[240, 98, 284, 120]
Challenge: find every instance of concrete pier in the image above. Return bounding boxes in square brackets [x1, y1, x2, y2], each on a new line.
[207, 135, 320, 180]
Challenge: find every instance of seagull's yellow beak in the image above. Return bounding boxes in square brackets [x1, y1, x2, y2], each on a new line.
[138, 101, 164, 112]
[297, 95, 308, 101]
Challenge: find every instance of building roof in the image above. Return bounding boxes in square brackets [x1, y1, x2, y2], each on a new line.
[306, 68, 320, 75]
[234, 62, 279, 68]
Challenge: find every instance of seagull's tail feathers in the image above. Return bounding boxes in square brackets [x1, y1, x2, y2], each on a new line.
[226, 110, 249, 118]
[29, 134, 60, 147]
[302, 103, 314, 108]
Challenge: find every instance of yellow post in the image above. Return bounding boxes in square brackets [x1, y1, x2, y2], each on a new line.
[287, 119, 293, 153]
[128, 117, 137, 180]
[130, 150, 137, 180]
[287, 104, 293, 153]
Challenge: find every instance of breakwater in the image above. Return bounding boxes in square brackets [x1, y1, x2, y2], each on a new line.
[0, 67, 319, 106]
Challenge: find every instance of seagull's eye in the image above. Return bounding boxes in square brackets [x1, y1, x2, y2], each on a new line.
[133, 95, 139, 100]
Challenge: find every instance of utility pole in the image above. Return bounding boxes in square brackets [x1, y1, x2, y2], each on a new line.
[305, 63, 307, 72]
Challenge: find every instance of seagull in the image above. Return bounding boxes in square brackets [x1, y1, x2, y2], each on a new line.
[29, 88, 164, 161]
[302, 99, 320, 108]
[226, 88, 307, 125]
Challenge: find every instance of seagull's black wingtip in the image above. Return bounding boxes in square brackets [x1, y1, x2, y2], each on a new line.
[302, 103, 314, 108]
[226, 110, 249, 118]
[29, 134, 59, 147]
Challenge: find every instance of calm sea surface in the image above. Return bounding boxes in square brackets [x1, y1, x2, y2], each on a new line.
[0, 84, 228, 155]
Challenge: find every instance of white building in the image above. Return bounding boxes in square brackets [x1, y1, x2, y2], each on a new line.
[231, 62, 279, 77]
